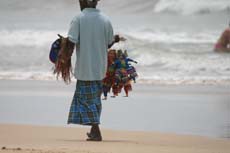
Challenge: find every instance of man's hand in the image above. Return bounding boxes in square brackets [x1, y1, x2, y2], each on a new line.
[114, 35, 126, 43]
[108, 34, 126, 49]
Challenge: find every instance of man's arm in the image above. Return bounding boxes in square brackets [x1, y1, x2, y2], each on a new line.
[108, 35, 126, 49]
[65, 38, 75, 59]
[58, 38, 75, 61]
[54, 37, 75, 84]
[108, 35, 119, 49]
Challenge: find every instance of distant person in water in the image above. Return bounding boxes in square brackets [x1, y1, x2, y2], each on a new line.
[214, 22, 230, 52]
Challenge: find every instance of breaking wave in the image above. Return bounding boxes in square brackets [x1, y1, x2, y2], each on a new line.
[0, 29, 218, 48]
[154, 0, 230, 15]
[0, 30, 64, 47]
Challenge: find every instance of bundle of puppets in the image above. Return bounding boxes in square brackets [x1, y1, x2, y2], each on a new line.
[102, 49, 138, 100]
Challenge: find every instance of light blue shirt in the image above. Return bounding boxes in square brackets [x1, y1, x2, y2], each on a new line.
[68, 8, 114, 81]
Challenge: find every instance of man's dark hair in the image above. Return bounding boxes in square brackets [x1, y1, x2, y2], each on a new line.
[79, 0, 88, 11]
[79, 0, 98, 10]
[86, 0, 98, 8]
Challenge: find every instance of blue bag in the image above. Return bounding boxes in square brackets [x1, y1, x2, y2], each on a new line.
[49, 34, 62, 64]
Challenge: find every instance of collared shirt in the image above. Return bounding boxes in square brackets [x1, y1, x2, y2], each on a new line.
[68, 8, 114, 81]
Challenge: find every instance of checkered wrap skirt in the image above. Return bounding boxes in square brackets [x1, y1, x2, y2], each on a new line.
[67, 80, 102, 125]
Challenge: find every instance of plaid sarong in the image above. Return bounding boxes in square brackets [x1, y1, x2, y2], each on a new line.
[67, 80, 102, 125]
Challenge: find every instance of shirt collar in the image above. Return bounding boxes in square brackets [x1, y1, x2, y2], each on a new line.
[83, 8, 100, 13]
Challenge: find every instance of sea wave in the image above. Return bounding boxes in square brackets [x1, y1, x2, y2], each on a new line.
[0, 71, 56, 81]
[1, 71, 230, 85]
[0, 28, 228, 85]
[124, 30, 218, 44]
[0, 30, 65, 47]
[0, 29, 218, 48]
[154, 0, 230, 15]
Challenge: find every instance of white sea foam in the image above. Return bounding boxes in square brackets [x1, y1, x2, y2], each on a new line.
[0, 30, 65, 47]
[1, 29, 230, 85]
[0, 71, 55, 81]
[1, 71, 230, 85]
[0, 0, 230, 85]
[0, 29, 218, 48]
[154, 0, 230, 15]
[124, 30, 218, 44]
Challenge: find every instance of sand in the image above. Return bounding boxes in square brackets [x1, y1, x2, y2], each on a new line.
[0, 124, 230, 153]
[0, 80, 230, 137]
[0, 80, 230, 153]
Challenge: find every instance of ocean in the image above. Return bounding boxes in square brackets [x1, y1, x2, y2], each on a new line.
[1, 0, 230, 85]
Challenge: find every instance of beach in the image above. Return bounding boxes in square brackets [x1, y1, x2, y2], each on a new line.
[0, 80, 230, 153]
[0, 80, 230, 137]
[0, 124, 230, 153]
[1, 0, 230, 152]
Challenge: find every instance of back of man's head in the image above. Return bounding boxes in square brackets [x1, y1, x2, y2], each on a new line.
[79, 0, 87, 10]
[81, 0, 99, 8]
[88, 0, 99, 8]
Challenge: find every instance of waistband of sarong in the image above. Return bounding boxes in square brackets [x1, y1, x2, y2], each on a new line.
[77, 80, 102, 86]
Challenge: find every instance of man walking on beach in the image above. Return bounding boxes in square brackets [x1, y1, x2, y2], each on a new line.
[66, 0, 121, 141]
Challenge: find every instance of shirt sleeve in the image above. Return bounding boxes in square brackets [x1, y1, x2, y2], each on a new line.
[68, 16, 80, 44]
[107, 20, 114, 45]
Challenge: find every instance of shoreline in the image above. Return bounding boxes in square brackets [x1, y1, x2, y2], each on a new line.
[1, 77, 230, 86]
[0, 79, 230, 139]
[0, 124, 230, 153]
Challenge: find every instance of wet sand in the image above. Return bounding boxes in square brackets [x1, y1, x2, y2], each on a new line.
[0, 80, 230, 152]
[0, 80, 229, 138]
[0, 124, 230, 153]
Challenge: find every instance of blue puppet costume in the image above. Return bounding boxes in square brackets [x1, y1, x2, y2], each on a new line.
[123, 50, 138, 83]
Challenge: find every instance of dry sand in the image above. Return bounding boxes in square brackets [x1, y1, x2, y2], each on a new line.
[0, 124, 230, 153]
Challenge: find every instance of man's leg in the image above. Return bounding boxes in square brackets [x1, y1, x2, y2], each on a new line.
[87, 124, 102, 141]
